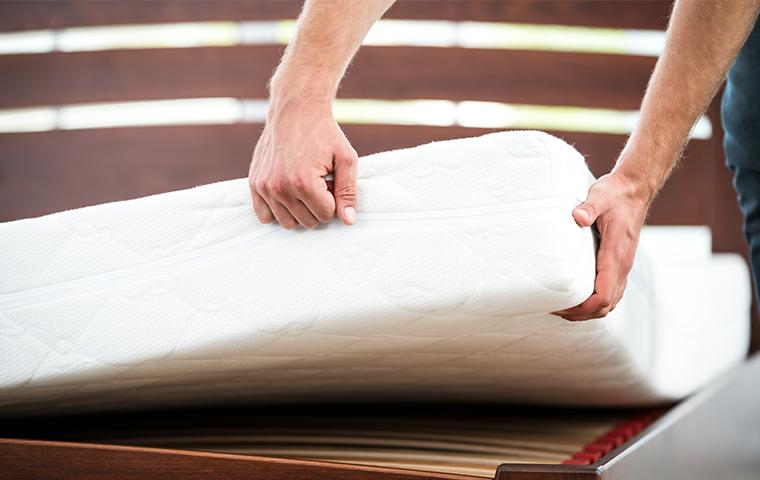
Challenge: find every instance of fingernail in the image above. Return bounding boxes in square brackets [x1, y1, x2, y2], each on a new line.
[575, 208, 591, 223]
[343, 206, 357, 224]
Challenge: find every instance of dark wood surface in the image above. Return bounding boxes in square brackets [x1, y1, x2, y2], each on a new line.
[0, 439, 479, 480]
[496, 465, 597, 480]
[386, 0, 672, 29]
[0, 47, 656, 110]
[0, 125, 713, 228]
[0, 403, 639, 480]
[0, 0, 673, 32]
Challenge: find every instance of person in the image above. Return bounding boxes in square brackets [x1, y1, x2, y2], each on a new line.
[248, 0, 760, 321]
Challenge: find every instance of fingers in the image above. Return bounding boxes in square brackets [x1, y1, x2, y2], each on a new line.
[248, 175, 296, 229]
[264, 185, 317, 230]
[251, 190, 275, 224]
[268, 199, 299, 230]
[250, 172, 336, 229]
[333, 146, 359, 225]
[298, 176, 336, 224]
[279, 198, 320, 229]
[554, 173, 646, 322]
[554, 225, 633, 321]
[248, 105, 359, 228]
[555, 248, 625, 321]
[554, 269, 621, 321]
[573, 184, 610, 228]
[557, 179, 618, 320]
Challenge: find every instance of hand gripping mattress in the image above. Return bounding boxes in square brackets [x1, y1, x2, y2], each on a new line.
[0, 131, 751, 415]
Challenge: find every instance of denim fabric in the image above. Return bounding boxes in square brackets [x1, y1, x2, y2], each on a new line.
[722, 18, 760, 303]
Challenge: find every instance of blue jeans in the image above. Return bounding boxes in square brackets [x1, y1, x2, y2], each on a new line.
[722, 19, 760, 304]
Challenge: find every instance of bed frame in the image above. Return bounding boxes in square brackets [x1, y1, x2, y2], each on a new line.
[2, 357, 758, 480]
[0, 1, 757, 478]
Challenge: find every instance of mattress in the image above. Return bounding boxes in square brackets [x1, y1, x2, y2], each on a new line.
[0, 131, 751, 414]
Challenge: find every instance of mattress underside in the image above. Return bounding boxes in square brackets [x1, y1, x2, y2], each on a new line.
[0, 131, 750, 414]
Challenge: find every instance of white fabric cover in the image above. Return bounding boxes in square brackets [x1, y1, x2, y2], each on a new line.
[0, 131, 750, 414]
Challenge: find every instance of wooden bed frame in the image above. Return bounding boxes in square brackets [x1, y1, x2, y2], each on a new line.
[2, 357, 758, 479]
[1, 1, 757, 478]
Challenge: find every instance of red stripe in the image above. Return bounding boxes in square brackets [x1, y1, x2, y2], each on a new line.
[561, 409, 663, 465]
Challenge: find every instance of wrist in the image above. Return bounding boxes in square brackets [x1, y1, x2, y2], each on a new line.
[612, 132, 683, 206]
[610, 162, 659, 208]
[267, 95, 333, 122]
[269, 63, 337, 104]
[268, 75, 335, 124]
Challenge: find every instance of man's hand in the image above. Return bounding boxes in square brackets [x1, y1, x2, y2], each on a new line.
[247, 0, 395, 228]
[249, 100, 358, 229]
[554, 172, 651, 321]
[553, 0, 760, 320]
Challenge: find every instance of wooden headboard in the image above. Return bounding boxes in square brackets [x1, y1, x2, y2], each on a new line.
[0, 0, 754, 347]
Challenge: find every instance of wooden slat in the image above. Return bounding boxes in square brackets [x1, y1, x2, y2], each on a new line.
[0, 439, 476, 480]
[0, 125, 258, 222]
[0, 46, 281, 108]
[0, 47, 655, 110]
[346, 48, 654, 110]
[0, 0, 672, 32]
[388, 0, 672, 29]
[0, 1, 304, 32]
[0, 125, 712, 229]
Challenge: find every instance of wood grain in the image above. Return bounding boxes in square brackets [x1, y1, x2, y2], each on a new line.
[0, 438, 479, 480]
[0, 47, 654, 110]
[0, 404, 640, 479]
[0, 0, 672, 32]
[387, 0, 671, 29]
[0, 125, 713, 229]
[495, 464, 597, 480]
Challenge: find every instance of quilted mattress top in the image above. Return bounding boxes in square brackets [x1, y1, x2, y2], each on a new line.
[0, 131, 751, 414]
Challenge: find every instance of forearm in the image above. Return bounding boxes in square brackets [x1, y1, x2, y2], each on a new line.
[269, 0, 396, 110]
[615, 0, 760, 202]
[251, 0, 394, 227]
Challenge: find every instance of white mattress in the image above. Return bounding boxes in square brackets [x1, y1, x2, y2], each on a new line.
[0, 131, 751, 414]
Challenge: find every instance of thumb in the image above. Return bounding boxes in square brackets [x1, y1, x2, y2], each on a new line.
[573, 187, 607, 227]
[333, 146, 358, 225]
